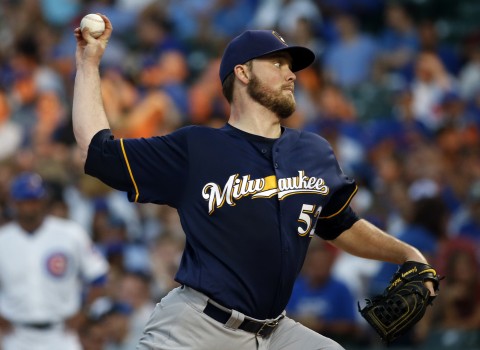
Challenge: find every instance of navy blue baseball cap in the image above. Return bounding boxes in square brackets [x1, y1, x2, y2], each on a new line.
[219, 30, 315, 84]
[10, 172, 46, 200]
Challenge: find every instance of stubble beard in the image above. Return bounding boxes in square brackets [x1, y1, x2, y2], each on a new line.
[247, 74, 296, 119]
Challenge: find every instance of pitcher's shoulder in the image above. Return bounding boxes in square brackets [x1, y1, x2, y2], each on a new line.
[293, 128, 333, 150]
[298, 128, 330, 143]
[177, 125, 226, 137]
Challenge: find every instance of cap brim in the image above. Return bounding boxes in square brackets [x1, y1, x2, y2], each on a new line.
[257, 46, 315, 72]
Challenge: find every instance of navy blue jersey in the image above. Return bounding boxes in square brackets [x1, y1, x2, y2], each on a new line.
[85, 124, 358, 319]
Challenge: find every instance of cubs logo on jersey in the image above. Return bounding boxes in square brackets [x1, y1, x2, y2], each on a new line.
[45, 252, 69, 278]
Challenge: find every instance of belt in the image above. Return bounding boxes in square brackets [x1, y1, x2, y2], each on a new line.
[19, 322, 56, 330]
[203, 301, 284, 337]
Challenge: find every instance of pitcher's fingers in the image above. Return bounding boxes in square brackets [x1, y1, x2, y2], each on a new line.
[80, 27, 98, 44]
[97, 13, 113, 40]
[74, 27, 81, 38]
[424, 280, 436, 296]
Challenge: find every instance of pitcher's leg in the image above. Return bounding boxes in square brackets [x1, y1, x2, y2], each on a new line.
[267, 317, 344, 350]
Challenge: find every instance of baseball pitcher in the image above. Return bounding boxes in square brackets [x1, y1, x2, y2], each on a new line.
[72, 15, 439, 350]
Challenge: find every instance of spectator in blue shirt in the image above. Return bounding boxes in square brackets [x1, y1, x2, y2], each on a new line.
[370, 193, 448, 293]
[377, 2, 419, 82]
[323, 11, 379, 88]
[452, 180, 480, 243]
[287, 238, 359, 344]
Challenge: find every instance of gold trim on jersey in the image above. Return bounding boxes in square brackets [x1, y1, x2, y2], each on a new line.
[120, 138, 139, 202]
[320, 184, 358, 219]
[263, 175, 277, 190]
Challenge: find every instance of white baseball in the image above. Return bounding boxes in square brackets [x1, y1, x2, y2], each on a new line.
[80, 14, 105, 38]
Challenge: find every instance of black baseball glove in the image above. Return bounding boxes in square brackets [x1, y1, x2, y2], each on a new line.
[358, 261, 441, 344]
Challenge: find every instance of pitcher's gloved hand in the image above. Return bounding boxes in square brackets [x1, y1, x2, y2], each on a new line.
[359, 261, 442, 344]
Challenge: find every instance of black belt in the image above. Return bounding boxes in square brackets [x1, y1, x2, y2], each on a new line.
[203, 302, 283, 337]
[20, 322, 56, 330]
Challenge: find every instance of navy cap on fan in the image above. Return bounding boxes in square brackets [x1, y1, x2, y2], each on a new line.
[219, 30, 315, 84]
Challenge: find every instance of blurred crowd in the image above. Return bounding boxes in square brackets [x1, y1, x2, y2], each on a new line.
[0, 0, 479, 349]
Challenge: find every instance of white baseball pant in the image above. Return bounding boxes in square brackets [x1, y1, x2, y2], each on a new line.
[2, 324, 82, 350]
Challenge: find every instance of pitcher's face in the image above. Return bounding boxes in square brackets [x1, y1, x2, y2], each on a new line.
[247, 53, 297, 119]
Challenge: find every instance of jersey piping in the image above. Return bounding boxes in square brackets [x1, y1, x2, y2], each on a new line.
[120, 138, 139, 202]
[320, 184, 358, 219]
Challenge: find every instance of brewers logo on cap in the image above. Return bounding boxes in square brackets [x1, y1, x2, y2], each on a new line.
[272, 31, 287, 46]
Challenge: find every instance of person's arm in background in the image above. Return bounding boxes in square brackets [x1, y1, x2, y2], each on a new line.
[0, 315, 12, 337]
[330, 219, 436, 295]
[72, 14, 113, 164]
[65, 275, 108, 332]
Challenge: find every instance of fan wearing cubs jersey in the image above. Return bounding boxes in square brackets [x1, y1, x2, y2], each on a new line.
[0, 173, 109, 350]
[73, 15, 436, 350]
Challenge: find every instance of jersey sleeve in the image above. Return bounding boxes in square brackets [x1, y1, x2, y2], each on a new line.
[85, 127, 190, 206]
[315, 206, 359, 240]
[313, 136, 359, 240]
[321, 174, 357, 219]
